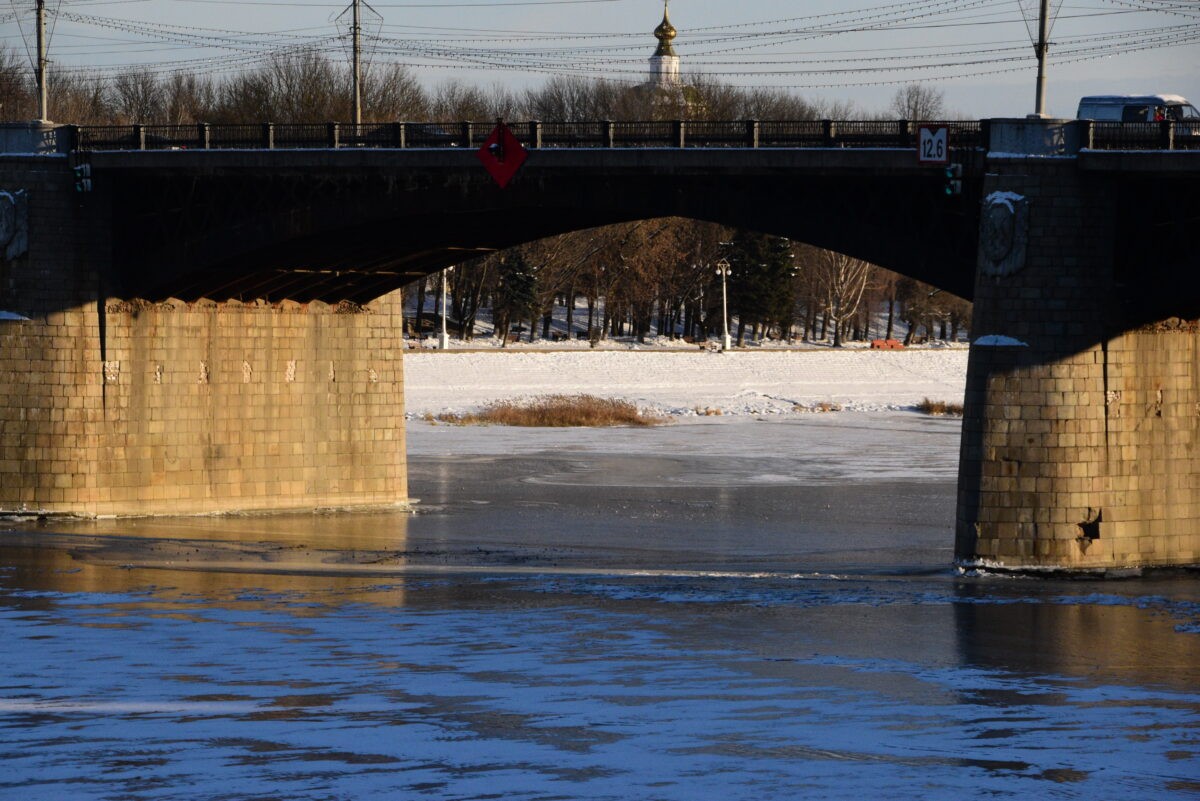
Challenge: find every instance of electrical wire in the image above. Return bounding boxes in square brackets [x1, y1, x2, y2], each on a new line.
[4, 0, 1193, 93]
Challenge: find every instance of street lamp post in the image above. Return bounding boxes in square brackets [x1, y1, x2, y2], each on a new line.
[716, 258, 732, 351]
[438, 266, 454, 349]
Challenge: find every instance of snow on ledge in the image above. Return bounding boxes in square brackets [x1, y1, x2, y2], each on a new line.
[986, 152, 1076, 160]
[973, 334, 1028, 347]
[983, 190, 1025, 212]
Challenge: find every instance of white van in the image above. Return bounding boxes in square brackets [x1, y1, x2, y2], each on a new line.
[1076, 94, 1200, 123]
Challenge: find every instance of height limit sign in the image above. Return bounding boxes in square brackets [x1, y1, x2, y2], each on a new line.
[918, 125, 949, 165]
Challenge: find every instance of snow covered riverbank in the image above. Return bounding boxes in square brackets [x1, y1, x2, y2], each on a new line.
[403, 347, 969, 417]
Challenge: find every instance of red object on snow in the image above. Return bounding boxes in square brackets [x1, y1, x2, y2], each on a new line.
[476, 123, 528, 189]
[870, 339, 905, 350]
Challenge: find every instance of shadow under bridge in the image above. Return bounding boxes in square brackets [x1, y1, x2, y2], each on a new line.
[91, 147, 984, 304]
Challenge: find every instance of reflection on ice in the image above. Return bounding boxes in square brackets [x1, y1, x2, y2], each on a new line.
[954, 582, 1200, 692]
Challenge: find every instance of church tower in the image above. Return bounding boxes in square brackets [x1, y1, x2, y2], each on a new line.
[648, 2, 680, 88]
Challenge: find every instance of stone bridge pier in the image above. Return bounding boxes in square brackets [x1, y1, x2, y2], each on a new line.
[0, 157, 407, 516]
[956, 143, 1200, 571]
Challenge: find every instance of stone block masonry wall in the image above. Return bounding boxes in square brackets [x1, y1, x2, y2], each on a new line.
[956, 160, 1200, 570]
[1, 293, 408, 516]
[0, 155, 408, 516]
[0, 156, 110, 514]
[1097, 326, 1200, 567]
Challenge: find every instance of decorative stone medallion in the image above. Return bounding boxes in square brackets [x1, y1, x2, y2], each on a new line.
[979, 191, 1029, 278]
[0, 194, 15, 246]
[0, 190, 28, 260]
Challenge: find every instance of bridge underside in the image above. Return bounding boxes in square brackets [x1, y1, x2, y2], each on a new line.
[1109, 171, 1200, 326]
[95, 149, 982, 304]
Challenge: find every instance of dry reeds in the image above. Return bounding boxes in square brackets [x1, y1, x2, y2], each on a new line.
[794, 401, 843, 413]
[436, 394, 665, 427]
[915, 398, 964, 416]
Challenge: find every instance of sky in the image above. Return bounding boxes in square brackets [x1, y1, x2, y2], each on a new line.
[2, 0, 1198, 119]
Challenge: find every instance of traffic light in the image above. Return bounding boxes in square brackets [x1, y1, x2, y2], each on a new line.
[944, 163, 962, 196]
[73, 163, 92, 193]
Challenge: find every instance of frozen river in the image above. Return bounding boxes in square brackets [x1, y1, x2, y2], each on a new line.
[1, 414, 1198, 800]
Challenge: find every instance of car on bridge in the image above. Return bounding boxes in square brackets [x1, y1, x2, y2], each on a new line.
[1077, 94, 1200, 127]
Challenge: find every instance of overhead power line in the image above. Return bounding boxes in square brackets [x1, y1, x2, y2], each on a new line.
[8, 0, 1197, 94]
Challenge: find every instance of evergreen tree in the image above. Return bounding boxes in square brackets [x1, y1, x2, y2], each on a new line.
[763, 236, 797, 337]
[493, 251, 539, 346]
[725, 231, 795, 343]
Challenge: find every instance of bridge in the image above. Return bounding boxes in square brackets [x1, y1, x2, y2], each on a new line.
[0, 116, 1197, 573]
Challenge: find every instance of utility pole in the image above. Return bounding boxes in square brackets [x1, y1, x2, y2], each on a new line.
[351, 0, 362, 126]
[35, 0, 48, 120]
[1033, 0, 1050, 118]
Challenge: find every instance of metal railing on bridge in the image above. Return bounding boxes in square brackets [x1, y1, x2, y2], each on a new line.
[67, 119, 1198, 153]
[70, 120, 985, 152]
[1083, 120, 1200, 151]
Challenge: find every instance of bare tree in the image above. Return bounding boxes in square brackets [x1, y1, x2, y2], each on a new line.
[946, 295, 971, 341]
[208, 51, 339, 122]
[873, 269, 900, 341]
[112, 70, 166, 124]
[803, 246, 874, 347]
[731, 86, 821, 119]
[214, 66, 275, 122]
[524, 76, 627, 121]
[268, 50, 343, 121]
[0, 47, 31, 121]
[889, 84, 945, 120]
[429, 80, 494, 120]
[164, 74, 216, 125]
[47, 71, 111, 124]
[449, 259, 491, 339]
[362, 63, 428, 120]
[481, 82, 525, 122]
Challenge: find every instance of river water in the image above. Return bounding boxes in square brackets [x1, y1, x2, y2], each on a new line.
[1, 414, 1197, 800]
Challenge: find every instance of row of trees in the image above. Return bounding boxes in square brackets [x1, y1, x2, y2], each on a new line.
[0, 47, 948, 125]
[410, 218, 970, 348]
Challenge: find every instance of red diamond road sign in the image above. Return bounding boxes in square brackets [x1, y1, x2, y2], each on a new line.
[476, 122, 528, 189]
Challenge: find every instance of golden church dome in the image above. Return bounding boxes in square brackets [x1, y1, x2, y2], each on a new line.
[653, 3, 677, 58]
